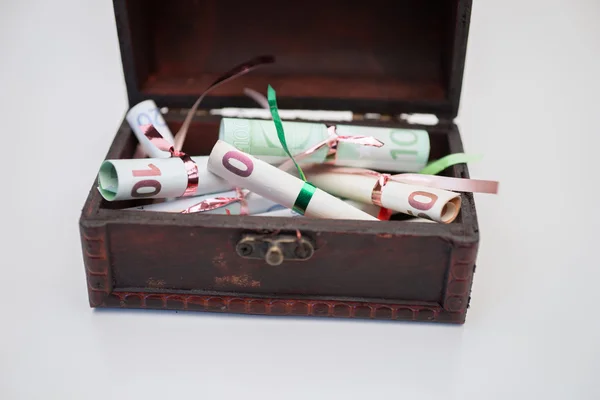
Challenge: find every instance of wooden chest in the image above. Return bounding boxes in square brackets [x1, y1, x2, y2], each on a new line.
[80, 0, 479, 323]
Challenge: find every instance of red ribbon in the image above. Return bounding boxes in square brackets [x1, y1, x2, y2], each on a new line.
[376, 207, 393, 221]
[141, 124, 199, 197]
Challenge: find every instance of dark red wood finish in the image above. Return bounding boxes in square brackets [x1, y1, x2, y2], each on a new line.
[79, 0, 478, 324]
[116, 0, 471, 117]
[80, 113, 479, 324]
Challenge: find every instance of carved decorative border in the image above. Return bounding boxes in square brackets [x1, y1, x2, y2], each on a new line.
[81, 224, 111, 307]
[80, 224, 473, 324]
[95, 292, 466, 324]
[443, 243, 478, 315]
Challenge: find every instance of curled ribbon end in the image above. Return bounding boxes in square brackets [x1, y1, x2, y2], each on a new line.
[419, 153, 483, 175]
[371, 138, 385, 148]
[141, 123, 176, 154]
[174, 55, 276, 152]
[180, 189, 249, 215]
[489, 182, 500, 194]
[267, 84, 275, 96]
[337, 135, 385, 148]
[377, 207, 393, 221]
[259, 55, 276, 64]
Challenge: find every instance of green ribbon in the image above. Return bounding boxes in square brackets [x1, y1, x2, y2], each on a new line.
[267, 85, 316, 215]
[419, 153, 483, 175]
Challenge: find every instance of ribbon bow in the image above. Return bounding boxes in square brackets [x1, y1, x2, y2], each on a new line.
[143, 123, 249, 215]
[181, 188, 249, 215]
[278, 125, 384, 172]
[141, 124, 199, 197]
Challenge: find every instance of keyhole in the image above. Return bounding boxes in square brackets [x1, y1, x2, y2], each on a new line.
[265, 245, 284, 266]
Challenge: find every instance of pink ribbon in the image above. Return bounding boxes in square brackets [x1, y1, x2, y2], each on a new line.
[389, 173, 499, 194]
[312, 166, 497, 220]
[141, 124, 199, 197]
[278, 126, 384, 172]
[181, 188, 249, 215]
[173, 55, 275, 152]
[325, 167, 499, 196]
[134, 56, 275, 157]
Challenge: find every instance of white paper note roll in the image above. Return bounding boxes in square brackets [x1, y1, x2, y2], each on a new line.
[207, 141, 377, 221]
[126, 100, 175, 158]
[342, 199, 383, 219]
[306, 167, 461, 223]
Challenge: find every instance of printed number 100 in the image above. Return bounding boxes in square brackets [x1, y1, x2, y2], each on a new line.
[136, 108, 166, 128]
[389, 130, 418, 160]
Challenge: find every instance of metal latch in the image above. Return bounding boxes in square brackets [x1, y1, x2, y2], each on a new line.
[236, 233, 315, 266]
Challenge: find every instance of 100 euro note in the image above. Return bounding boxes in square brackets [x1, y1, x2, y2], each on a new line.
[219, 117, 430, 172]
[126, 100, 175, 159]
[220, 117, 330, 164]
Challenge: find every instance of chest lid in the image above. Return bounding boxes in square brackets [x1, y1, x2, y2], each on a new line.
[114, 0, 471, 119]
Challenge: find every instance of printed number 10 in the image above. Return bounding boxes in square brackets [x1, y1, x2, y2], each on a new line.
[131, 163, 162, 198]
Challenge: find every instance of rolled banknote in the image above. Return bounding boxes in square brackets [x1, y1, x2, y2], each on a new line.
[304, 166, 461, 224]
[125, 190, 277, 215]
[98, 156, 233, 201]
[219, 117, 430, 172]
[207, 140, 377, 221]
[126, 100, 175, 158]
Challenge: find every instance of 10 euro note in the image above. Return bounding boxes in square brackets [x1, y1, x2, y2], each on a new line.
[97, 156, 232, 201]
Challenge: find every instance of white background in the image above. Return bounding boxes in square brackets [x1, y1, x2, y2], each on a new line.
[1, 0, 599, 398]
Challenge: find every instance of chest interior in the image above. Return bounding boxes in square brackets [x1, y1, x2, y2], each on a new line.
[103, 0, 472, 225]
[121, 0, 465, 115]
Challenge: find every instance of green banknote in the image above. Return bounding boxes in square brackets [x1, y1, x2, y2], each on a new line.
[220, 118, 329, 164]
[335, 125, 430, 172]
[219, 118, 430, 172]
